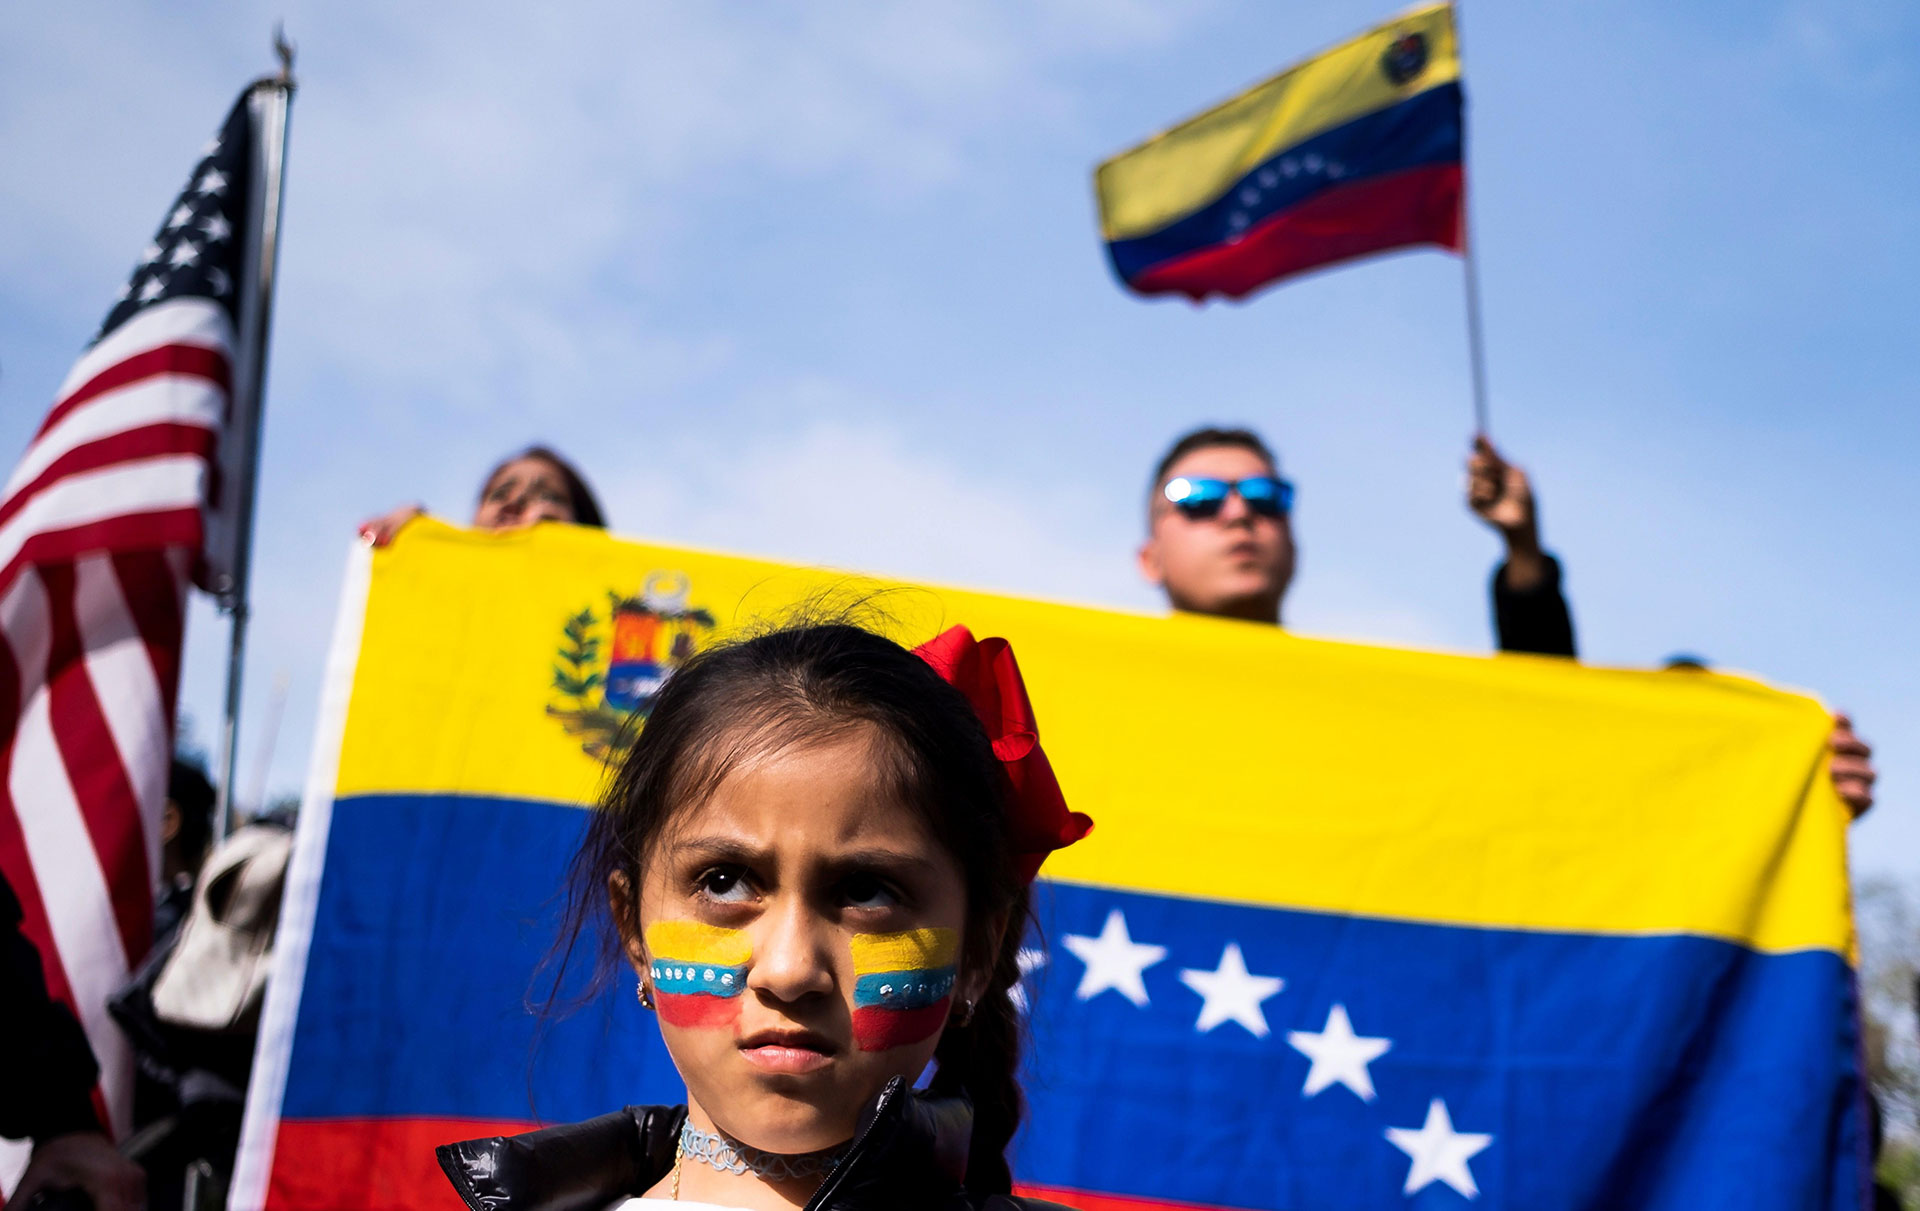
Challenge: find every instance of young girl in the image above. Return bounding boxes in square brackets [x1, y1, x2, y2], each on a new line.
[437, 622, 1092, 1209]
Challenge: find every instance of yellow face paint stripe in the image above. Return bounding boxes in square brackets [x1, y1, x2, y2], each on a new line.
[645, 920, 751, 967]
[851, 927, 959, 975]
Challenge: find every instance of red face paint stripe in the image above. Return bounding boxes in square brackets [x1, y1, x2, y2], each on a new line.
[852, 998, 951, 1051]
[656, 991, 742, 1029]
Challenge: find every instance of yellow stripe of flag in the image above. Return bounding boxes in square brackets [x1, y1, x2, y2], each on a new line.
[332, 522, 1850, 956]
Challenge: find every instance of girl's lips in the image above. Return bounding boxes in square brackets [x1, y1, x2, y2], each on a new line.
[738, 1029, 837, 1075]
[740, 1044, 836, 1074]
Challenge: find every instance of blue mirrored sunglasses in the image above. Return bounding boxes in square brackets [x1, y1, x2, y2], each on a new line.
[1163, 475, 1294, 520]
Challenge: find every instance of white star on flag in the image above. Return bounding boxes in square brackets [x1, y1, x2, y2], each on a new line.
[1009, 948, 1047, 1013]
[137, 276, 166, 302]
[195, 168, 228, 195]
[208, 267, 232, 296]
[1288, 1003, 1391, 1100]
[1062, 909, 1166, 1007]
[1179, 942, 1283, 1037]
[1386, 1099, 1494, 1198]
[166, 203, 195, 229]
[168, 241, 201, 267]
[140, 242, 162, 265]
[200, 213, 232, 242]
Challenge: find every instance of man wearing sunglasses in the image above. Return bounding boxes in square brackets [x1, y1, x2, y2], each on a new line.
[1137, 426, 1573, 652]
[1136, 425, 1876, 816]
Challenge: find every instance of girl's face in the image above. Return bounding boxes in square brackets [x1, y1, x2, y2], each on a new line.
[623, 726, 986, 1154]
[472, 457, 574, 531]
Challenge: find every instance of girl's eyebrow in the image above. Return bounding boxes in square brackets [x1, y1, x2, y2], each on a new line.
[823, 848, 939, 880]
[670, 837, 938, 880]
[671, 837, 767, 866]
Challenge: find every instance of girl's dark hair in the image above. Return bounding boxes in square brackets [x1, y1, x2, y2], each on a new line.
[482, 445, 606, 528]
[560, 622, 1031, 1193]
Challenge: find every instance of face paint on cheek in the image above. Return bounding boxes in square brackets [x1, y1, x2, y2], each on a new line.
[850, 928, 959, 1052]
[645, 921, 751, 1029]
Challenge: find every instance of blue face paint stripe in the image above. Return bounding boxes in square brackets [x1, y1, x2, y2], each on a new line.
[853, 966, 957, 1011]
[649, 960, 748, 998]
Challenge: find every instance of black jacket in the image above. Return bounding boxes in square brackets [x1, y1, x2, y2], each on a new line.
[2, 874, 105, 1144]
[1492, 555, 1577, 658]
[437, 1077, 1075, 1211]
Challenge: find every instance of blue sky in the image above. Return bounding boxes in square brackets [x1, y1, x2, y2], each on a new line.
[2, 1, 1915, 879]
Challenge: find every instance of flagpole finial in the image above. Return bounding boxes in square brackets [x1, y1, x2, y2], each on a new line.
[273, 22, 295, 84]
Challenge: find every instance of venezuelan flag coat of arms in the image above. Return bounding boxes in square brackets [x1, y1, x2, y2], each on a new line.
[230, 524, 1865, 1211]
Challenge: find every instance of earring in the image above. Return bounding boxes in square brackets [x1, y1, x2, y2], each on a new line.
[637, 980, 656, 1012]
[954, 997, 977, 1026]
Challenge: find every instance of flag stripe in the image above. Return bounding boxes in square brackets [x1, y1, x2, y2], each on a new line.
[3, 568, 136, 1136]
[0, 457, 209, 576]
[76, 556, 173, 908]
[267, 1119, 501, 1211]
[39, 563, 152, 964]
[52, 298, 233, 405]
[30, 344, 230, 453]
[1123, 163, 1463, 301]
[110, 550, 187, 735]
[1, 423, 222, 534]
[1015, 1186, 1245, 1211]
[1, 510, 206, 626]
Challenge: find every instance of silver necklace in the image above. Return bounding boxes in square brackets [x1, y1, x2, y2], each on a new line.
[677, 1119, 848, 1181]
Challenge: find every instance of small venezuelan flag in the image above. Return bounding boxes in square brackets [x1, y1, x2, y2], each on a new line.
[1097, 3, 1464, 301]
[645, 921, 751, 1028]
[851, 928, 959, 1052]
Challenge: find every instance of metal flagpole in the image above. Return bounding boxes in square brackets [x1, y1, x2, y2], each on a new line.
[1460, 213, 1491, 436]
[214, 30, 297, 838]
[1453, 0, 1490, 436]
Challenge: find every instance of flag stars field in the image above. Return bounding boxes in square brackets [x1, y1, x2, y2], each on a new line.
[1385, 1099, 1494, 1199]
[1287, 1003, 1392, 1100]
[1051, 902, 1496, 1200]
[1009, 947, 1048, 1014]
[1178, 941, 1285, 1037]
[1061, 908, 1167, 1007]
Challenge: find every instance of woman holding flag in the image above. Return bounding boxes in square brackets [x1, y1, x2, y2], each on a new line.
[436, 622, 1092, 1210]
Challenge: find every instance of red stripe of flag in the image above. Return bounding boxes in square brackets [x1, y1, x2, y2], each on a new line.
[1130, 163, 1462, 301]
[268, 1119, 517, 1211]
[38, 563, 152, 964]
[111, 550, 186, 733]
[36, 344, 231, 440]
[0, 422, 220, 532]
[1015, 1184, 1260, 1211]
[0, 510, 205, 625]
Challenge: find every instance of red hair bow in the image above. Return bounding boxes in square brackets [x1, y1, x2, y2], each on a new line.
[913, 626, 1093, 884]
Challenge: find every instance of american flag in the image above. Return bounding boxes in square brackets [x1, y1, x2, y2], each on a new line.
[0, 90, 257, 1141]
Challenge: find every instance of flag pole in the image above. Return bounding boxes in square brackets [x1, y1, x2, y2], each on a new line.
[214, 31, 296, 839]
[1461, 216, 1490, 436]
[1453, 0, 1490, 436]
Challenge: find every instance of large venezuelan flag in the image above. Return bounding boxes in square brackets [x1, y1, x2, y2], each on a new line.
[230, 522, 1864, 1211]
[1097, 3, 1464, 301]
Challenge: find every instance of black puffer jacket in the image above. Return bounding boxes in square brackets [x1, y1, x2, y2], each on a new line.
[436, 1077, 1076, 1211]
